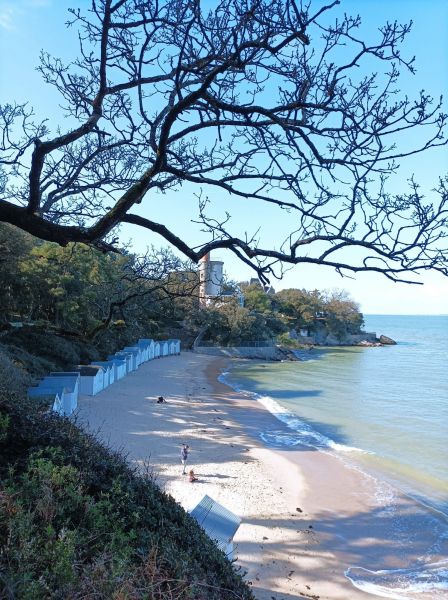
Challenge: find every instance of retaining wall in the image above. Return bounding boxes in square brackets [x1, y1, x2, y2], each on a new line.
[193, 345, 279, 359]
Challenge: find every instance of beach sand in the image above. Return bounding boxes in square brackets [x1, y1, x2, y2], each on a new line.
[76, 352, 432, 600]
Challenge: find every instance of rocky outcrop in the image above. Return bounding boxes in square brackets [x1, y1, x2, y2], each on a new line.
[378, 334, 397, 345]
[289, 329, 396, 347]
[275, 346, 301, 361]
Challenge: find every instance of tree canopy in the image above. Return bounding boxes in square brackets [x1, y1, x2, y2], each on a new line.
[195, 284, 364, 345]
[1, 0, 447, 284]
[0, 224, 197, 342]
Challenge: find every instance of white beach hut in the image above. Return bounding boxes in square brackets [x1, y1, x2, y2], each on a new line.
[139, 339, 155, 360]
[28, 387, 65, 415]
[30, 372, 80, 415]
[137, 339, 153, 362]
[52, 392, 64, 415]
[123, 346, 142, 368]
[46, 372, 80, 414]
[160, 341, 169, 357]
[113, 352, 135, 373]
[76, 365, 105, 396]
[168, 339, 181, 355]
[153, 341, 161, 358]
[105, 357, 127, 380]
[190, 495, 241, 559]
[92, 361, 115, 386]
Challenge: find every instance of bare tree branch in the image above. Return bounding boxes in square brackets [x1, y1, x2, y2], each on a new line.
[0, 0, 446, 284]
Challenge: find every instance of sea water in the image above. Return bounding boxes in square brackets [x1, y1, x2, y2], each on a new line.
[220, 315, 448, 599]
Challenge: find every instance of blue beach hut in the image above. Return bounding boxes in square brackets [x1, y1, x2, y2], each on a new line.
[136, 341, 149, 362]
[168, 339, 181, 355]
[29, 371, 80, 415]
[46, 372, 80, 414]
[138, 338, 154, 362]
[28, 387, 64, 415]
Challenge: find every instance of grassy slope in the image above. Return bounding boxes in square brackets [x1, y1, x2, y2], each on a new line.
[0, 337, 254, 600]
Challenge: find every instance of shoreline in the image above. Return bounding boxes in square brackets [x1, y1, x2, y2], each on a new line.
[77, 352, 446, 600]
[215, 358, 448, 600]
[205, 357, 386, 600]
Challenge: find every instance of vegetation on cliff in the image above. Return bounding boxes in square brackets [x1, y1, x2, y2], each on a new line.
[1, 224, 365, 353]
[197, 284, 365, 346]
[0, 223, 197, 348]
[0, 350, 254, 600]
[0, 225, 255, 598]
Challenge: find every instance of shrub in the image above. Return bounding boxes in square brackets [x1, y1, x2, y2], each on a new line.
[2, 329, 80, 368]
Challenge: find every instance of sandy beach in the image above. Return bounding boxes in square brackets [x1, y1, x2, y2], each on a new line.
[76, 352, 432, 600]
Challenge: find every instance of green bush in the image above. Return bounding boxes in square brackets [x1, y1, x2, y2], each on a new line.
[276, 332, 304, 349]
[2, 329, 80, 367]
[0, 343, 57, 378]
[0, 347, 33, 394]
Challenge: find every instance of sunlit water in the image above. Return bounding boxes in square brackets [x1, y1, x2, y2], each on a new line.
[220, 315, 448, 599]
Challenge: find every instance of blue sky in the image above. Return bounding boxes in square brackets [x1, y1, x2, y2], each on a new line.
[1, 0, 447, 314]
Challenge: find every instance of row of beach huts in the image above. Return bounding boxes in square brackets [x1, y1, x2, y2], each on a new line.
[27, 338, 181, 417]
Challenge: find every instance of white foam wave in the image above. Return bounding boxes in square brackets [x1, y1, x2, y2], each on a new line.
[345, 561, 448, 599]
[256, 392, 371, 453]
[219, 371, 369, 454]
[259, 430, 304, 447]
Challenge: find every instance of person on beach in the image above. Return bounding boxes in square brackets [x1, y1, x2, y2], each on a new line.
[180, 444, 190, 474]
[188, 469, 198, 483]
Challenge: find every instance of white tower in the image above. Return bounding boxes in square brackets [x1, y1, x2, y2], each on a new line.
[199, 253, 224, 305]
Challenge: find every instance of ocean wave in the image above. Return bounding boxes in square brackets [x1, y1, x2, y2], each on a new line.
[345, 560, 448, 599]
[219, 371, 369, 454]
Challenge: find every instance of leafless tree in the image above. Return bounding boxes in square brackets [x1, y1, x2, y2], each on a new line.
[0, 0, 447, 284]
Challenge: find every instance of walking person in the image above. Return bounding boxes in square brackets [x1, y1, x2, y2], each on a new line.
[180, 444, 190, 474]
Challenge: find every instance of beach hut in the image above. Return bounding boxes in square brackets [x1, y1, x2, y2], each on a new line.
[123, 346, 142, 368]
[190, 495, 241, 558]
[112, 352, 135, 373]
[153, 341, 161, 358]
[138, 338, 154, 362]
[28, 387, 64, 415]
[52, 392, 64, 415]
[168, 339, 181, 355]
[30, 371, 80, 415]
[136, 341, 148, 362]
[92, 361, 115, 386]
[160, 341, 169, 357]
[46, 372, 80, 414]
[76, 365, 104, 396]
[105, 357, 127, 380]
[140, 338, 155, 360]
[48, 371, 80, 392]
